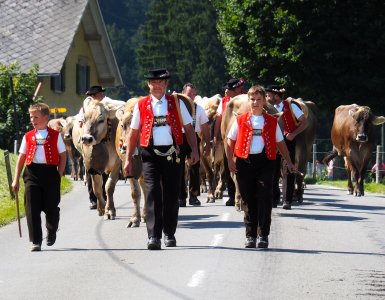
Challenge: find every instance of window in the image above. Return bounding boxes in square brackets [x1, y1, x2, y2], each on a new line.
[51, 65, 65, 93]
[76, 58, 90, 95]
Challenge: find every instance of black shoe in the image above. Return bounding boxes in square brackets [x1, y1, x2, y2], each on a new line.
[282, 201, 291, 210]
[179, 199, 186, 207]
[46, 231, 56, 246]
[89, 201, 97, 210]
[147, 237, 161, 250]
[257, 236, 269, 249]
[164, 235, 177, 247]
[189, 196, 201, 206]
[225, 198, 235, 206]
[245, 236, 256, 248]
[31, 243, 41, 252]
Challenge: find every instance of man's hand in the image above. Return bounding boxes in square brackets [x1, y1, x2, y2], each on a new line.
[227, 158, 237, 173]
[123, 159, 132, 178]
[189, 149, 199, 165]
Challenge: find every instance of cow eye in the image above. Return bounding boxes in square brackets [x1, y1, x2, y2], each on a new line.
[98, 119, 104, 124]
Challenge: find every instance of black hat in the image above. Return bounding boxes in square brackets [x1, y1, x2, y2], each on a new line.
[222, 77, 245, 90]
[144, 68, 171, 80]
[265, 85, 286, 94]
[86, 85, 105, 96]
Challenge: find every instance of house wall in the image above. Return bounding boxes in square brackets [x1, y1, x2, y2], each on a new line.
[39, 24, 100, 117]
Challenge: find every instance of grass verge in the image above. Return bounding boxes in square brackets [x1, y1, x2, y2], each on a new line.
[316, 179, 385, 194]
[0, 149, 73, 227]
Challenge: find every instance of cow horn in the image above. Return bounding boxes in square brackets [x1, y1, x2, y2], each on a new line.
[372, 116, 385, 126]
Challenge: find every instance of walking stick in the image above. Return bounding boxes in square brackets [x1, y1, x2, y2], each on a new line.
[15, 192, 22, 237]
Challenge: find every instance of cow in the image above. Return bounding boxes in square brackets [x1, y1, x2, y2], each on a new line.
[72, 99, 125, 218]
[115, 97, 147, 227]
[195, 94, 222, 202]
[48, 117, 84, 181]
[323, 104, 385, 196]
[221, 93, 278, 210]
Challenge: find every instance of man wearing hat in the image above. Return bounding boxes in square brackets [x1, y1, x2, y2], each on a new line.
[124, 68, 199, 250]
[213, 77, 245, 206]
[266, 85, 308, 210]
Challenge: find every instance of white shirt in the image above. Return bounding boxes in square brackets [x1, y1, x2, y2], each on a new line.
[274, 102, 284, 113]
[193, 104, 209, 133]
[228, 115, 284, 154]
[290, 102, 304, 119]
[19, 129, 66, 164]
[130, 94, 193, 146]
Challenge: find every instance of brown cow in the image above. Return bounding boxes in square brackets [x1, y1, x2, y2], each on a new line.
[115, 97, 147, 227]
[323, 104, 385, 196]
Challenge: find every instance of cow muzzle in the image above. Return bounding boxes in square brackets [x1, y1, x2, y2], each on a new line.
[356, 133, 368, 142]
[81, 134, 96, 145]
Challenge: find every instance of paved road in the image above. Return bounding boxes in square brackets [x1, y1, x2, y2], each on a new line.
[1, 179, 385, 300]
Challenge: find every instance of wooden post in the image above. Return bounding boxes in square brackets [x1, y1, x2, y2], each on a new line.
[376, 145, 382, 184]
[312, 144, 316, 180]
[4, 150, 15, 199]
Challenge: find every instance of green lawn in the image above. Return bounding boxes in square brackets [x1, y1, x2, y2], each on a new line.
[0, 149, 72, 227]
[317, 179, 385, 194]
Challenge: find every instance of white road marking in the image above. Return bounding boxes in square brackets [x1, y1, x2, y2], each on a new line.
[187, 270, 205, 287]
[221, 212, 230, 222]
[211, 234, 224, 247]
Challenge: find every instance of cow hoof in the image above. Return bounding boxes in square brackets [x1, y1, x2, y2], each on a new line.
[127, 221, 140, 228]
[98, 210, 104, 216]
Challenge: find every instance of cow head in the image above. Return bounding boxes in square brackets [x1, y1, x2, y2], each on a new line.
[348, 106, 385, 142]
[116, 97, 141, 156]
[81, 100, 115, 145]
[62, 116, 75, 142]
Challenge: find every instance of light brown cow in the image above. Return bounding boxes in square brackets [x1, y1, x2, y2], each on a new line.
[195, 94, 222, 202]
[323, 104, 385, 196]
[115, 98, 147, 227]
[73, 99, 125, 218]
[221, 93, 278, 210]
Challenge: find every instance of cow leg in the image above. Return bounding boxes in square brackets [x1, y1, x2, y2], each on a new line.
[104, 165, 120, 220]
[71, 159, 77, 180]
[201, 155, 215, 203]
[231, 173, 243, 211]
[91, 174, 106, 216]
[295, 175, 304, 203]
[127, 178, 142, 227]
[346, 164, 354, 195]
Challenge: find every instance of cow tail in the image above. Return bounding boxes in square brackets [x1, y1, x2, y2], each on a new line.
[322, 148, 338, 165]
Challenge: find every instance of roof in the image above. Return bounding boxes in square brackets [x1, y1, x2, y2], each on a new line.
[0, 0, 122, 86]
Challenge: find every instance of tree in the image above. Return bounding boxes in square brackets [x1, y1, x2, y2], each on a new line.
[0, 62, 42, 151]
[212, 0, 385, 113]
[99, 0, 152, 98]
[137, 0, 228, 96]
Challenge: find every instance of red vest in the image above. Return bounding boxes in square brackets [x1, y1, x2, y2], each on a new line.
[138, 94, 183, 147]
[221, 96, 231, 114]
[25, 127, 60, 165]
[281, 99, 300, 135]
[234, 112, 277, 160]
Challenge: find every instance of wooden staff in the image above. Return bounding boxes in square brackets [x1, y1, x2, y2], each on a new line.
[15, 192, 22, 237]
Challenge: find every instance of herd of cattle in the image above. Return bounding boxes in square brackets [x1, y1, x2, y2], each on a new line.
[47, 94, 385, 222]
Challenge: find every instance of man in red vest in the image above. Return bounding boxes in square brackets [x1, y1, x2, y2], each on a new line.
[279, 89, 308, 210]
[213, 77, 245, 206]
[124, 68, 199, 250]
[226, 86, 295, 248]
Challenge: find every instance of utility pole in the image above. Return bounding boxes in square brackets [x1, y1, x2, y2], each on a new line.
[9, 74, 20, 149]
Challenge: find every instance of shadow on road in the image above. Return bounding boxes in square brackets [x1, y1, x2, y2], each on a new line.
[178, 220, 244, 229]
[276, 212, 367, 222]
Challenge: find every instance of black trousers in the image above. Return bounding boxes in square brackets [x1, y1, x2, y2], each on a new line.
[142, 146, 182, 239]
[284, 137, 296, 203]
[178, 134, 201, 200]
[272, 154, 282, 206]
[223, 153, 236, 200]
[23, 163, 61, 244]
[236, 153, 275, 237]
